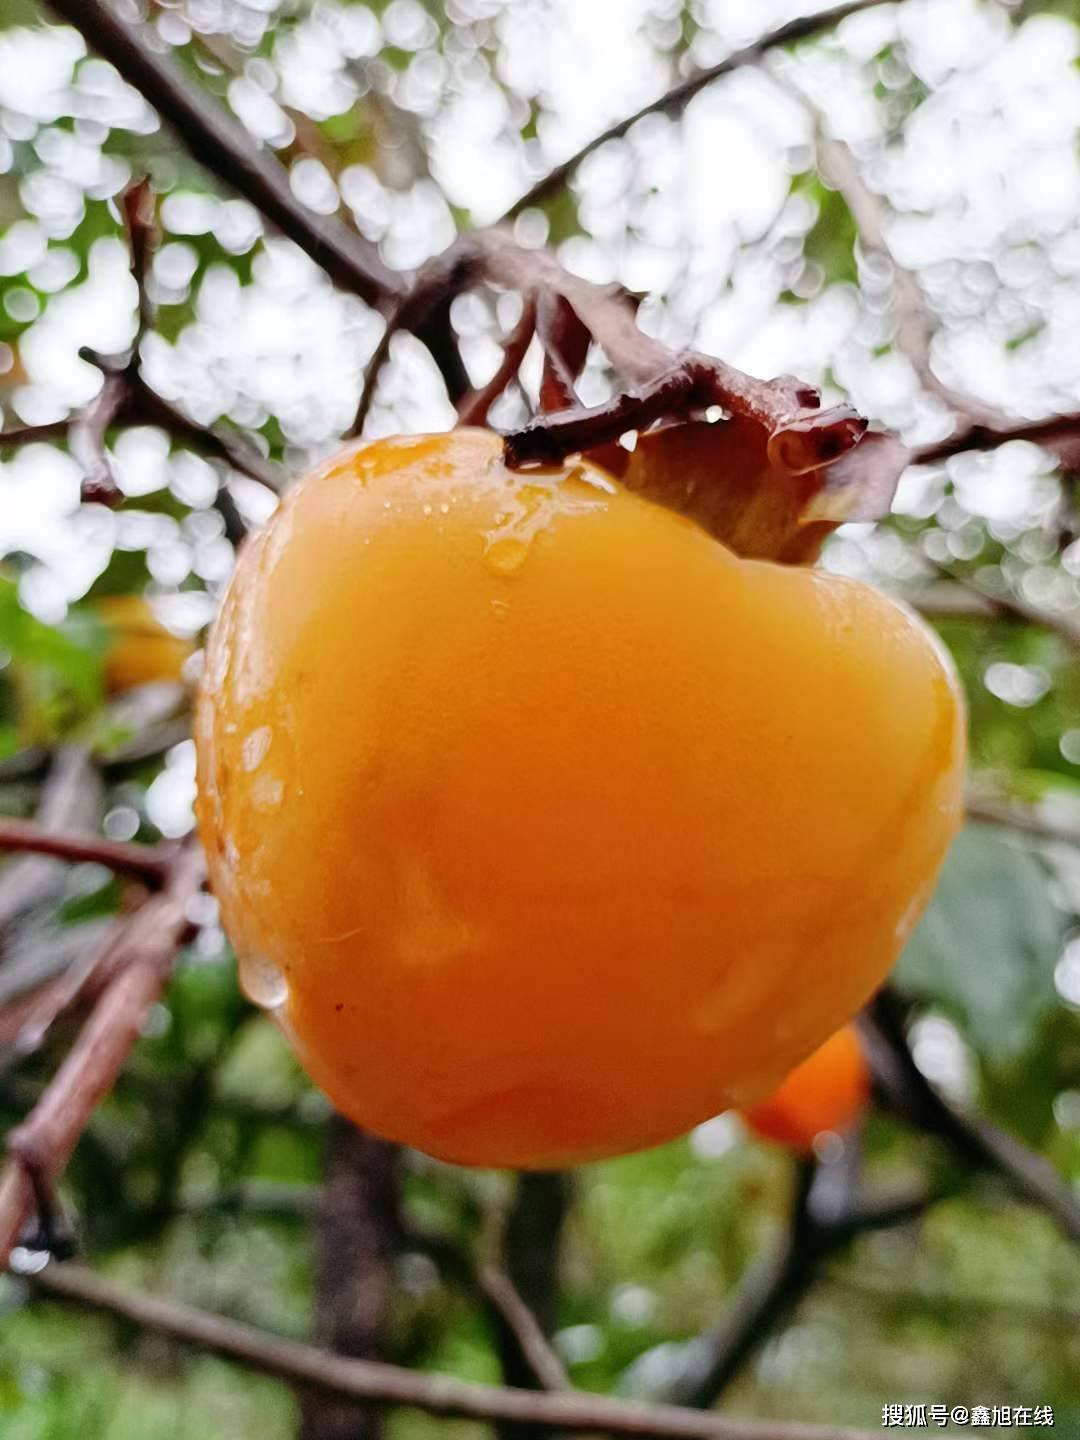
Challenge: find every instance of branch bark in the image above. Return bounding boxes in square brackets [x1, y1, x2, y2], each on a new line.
[45, 0, 404, 309]
[491, 1170, 571, 1431]
[478, 1263, 569, 1395]
[502, 2, 889, 220]
[0, 749, 103, 942]
[664, 1160, 820, 1409]
[457, 296, 538, 426]
[861, 987, 1080, 1246]
[23, 1259, 881, 1440]
[0, 819, 171, 887]
[0, 842, 203, 1263]
[300, 1119, 400, 1440]
[662, 1153, 935, 1409]
[912, 410, 1080, 471]
[965, 799, 1080, 849]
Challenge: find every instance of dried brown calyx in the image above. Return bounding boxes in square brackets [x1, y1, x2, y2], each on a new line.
[437, 235, 912, 565]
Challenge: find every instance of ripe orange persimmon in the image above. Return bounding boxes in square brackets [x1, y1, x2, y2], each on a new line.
[743, 1024, 870, 1151]
[194, 428, 965, 1169]
[96, 595, 194, 694]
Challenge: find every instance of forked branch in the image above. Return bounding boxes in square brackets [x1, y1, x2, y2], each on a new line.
[24, 1259, 880, 1440]
[0, 843, 204, 1263]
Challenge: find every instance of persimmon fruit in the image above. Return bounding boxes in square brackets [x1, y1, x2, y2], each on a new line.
[194, 427, 965, 1169]
[743, 1024, 870, 1151]
[97, 594, 194, 694]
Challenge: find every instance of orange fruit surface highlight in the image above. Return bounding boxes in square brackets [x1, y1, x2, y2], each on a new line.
[743, 1024, 870, 1151]
[194, 428, 966, 1169]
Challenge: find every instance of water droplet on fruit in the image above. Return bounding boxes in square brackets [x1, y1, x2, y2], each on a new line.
[422, 503, 433, 516]
[439, 502, 450, 515]
[239, 952, 289, 1011]
[242, 725, 272, 772]
[490, 599, 511, 622]
[252, 774, 284, 812]
[484, 537, 530, 577]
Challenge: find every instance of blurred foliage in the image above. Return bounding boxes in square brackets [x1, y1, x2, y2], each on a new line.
[1, 0, 1080, 1436]
[897, 825, 1067, 1063]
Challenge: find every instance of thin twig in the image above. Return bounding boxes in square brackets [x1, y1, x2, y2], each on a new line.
[827, 1273, 1080, 1327]
[7, 923, 124, 1063]
[0, 843, 203, 1263]
[535, 292, 592, 413]
[0, 750, 103, 941]
[664, 1160, 820, 1409]
[965, 799, 1080, 850]
[928, 561, 1080, 653]
[0, 419, 71, 448]
[133, 378, 284, 494]
[903, 583, 1001, 623]
[349, 251, 478, 437]
[502, 1, 888, 220]
[122, 177, 157, 343]
[457, 296, 537, 426]
[0, 819, 171, 887]
[796, 114, 1080, 474]
[68, 369, 130, 506]
[488, 1169, 571, 1418]
[778, 99, 1000, 434]
[662, 1151, 936, 1409]
[22, 1260, 879, 1440]
[912, 410, 1080, 470]
[46, 0, 404, 309]
[477, 1264, 570, 1394]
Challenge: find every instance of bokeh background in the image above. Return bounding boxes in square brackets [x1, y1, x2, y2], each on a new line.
[2, 0, 1080, 1435]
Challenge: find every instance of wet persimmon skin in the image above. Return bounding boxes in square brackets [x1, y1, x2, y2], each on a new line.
[743, 1024, 870, 1152]
[194, 428, 965, 1170]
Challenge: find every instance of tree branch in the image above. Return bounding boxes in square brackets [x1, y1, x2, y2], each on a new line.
[931, 562, 1080, 653]
[0, 750, 103, 941]
[912, 410, 1080, 471]
[457, 296, 537, 426]
[490, 1170, 571, 1423]
[478, 1263, 569, 1395]
[502, 2, 888, 220]
[0, 419, 70, 448]
[132, 377, 284, 495]
[779, 101, 1000, 436]
[45, 0, 404, 309]
[903, 583, 1003, 624]
[301, 1119, 400, 1440]
[965, 799, 1080, 849]
[0, 819, 171, 887]
[22, 1260, 880, 1440]
[0, 842, 203, 1264]
[363, 230, 867, 482]
[861, 987, 1080, 1246]
[664, 1159, 820, 1409]
[661, 1148, 935, 1410]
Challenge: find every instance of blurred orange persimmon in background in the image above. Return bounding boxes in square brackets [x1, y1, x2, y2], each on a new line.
[194, 428, 965, 1169]
[744, 1024, 871, 1152]
[96, 595, 194, 695]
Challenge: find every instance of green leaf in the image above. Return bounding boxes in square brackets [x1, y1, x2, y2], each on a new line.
[83, 546, 153, 601]
[799, 176, 859, 287]
[895, 823, 1067, 1060]
[0, 575, 107, 742]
